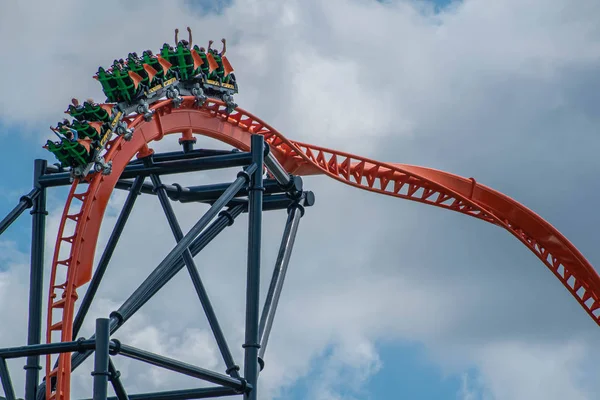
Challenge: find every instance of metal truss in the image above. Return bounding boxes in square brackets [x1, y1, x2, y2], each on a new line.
[0, 135, 314, 400]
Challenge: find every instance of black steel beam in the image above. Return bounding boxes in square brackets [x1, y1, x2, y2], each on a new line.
[0, 358, 16, 400]
[143, 158, 240, 379]
[79, 386, 239, 400]
[258, 205, 302, 363]
[0, 188, 40, 236]
[72, 176, 145, 339]
[244, 135, 264, 400]
[38, 152, 254, 187]
[114, 176, 303, 203]
[0, 340, 96, 359]
[42, 149, 241, 176]
[127, 149, 240, 165]
[25, 159, 47, 400]
[107, 360, 129, 400]
[221, 192, 315, 212]
[92, 319, 110, 400]
[264, 151, 292, 189]
[115, 344, 249, 393]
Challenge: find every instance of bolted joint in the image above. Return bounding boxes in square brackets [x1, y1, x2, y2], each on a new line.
[19, 194, 34, 209]
[109, 311, 124, 326]
[257, 357, 265, 371]
[141, 154, 155, 168]
[23, 363, 42, 371]
[76, 337, 88, 354]
[225, 364, 240, 374]
[108, 368, 121, 381]
[284, 176, 303, 199]
[29, 209, 49, 216]
[237, 163, 258, 182]
[151, 183, 168, 194]
[234, 378, 250, 394]
[218, 209, 236, 226]
[90, 371, 111, 377]
[170, 183, 184, 201]
[288, 202, 306, 218]
[109, 339, 121, 356]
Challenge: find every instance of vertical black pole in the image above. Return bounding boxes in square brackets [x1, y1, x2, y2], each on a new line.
[244, 135, 264, 400]
[93, 318, 110, 400]
[24, 159, 47, 400]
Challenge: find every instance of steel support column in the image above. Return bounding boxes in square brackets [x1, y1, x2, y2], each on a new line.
[92, 319, 110, 400]
[25, 159, 47, 400]
[244, 135, 264, 400]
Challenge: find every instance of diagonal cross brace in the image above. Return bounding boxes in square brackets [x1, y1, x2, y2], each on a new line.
[65, 167, 254, 376]
[258, 204, 303, 363]
[143, 155, 241, 379]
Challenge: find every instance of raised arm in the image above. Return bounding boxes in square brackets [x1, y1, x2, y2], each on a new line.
[220, 38, 226, 56]
[208, 40, 214, 52]
[175, 28, 179, 44]
[187, 27, 193, 47]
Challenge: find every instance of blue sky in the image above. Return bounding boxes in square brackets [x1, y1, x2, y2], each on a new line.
[1, 0, 600, 399]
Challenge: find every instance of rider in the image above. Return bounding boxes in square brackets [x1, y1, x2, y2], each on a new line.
[209, 39, 227, 82]
[175, 27, 193, 49]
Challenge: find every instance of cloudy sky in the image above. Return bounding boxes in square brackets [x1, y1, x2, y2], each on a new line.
[1, 0, 600, 399]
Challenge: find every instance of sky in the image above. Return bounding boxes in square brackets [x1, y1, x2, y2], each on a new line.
[1, 0, 600, 399]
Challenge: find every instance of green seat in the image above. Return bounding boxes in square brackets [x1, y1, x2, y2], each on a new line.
[66, 102, 110, 123]
[45, 140, 71, 166]
[83, 101, 111, 122]
[72, 121, 101, 141]
[127, 54, 151, 88]
[112, 67, 138, 103]
[172, 43, 194, 80]
[96, 67, 119, 103]
[142, 51, 169, 85]
[160, 44, 177, 69]
[191, 46, 207, 77]
[63, 140, 90, 165]
[66, 104, 86, 121]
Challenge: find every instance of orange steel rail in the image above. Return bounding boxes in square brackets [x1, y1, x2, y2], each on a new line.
[45, 98, 600, 400]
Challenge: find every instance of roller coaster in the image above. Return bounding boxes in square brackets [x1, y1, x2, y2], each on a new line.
[0, 28, 599, 400]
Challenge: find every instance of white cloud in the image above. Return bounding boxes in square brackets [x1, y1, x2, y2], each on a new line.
[1, 0, 600, 399]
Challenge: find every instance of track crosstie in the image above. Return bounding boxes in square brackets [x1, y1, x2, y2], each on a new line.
[45, 97, 600, 400]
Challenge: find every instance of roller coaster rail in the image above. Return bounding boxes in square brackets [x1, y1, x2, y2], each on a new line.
[0, 135, 313, 400]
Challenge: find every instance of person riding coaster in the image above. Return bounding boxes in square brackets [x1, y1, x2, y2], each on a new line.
[46, 120, 112, 178]
[46, 28, 240, 177]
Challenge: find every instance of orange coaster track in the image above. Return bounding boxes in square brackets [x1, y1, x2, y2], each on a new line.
[46, 98, 600, 400]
